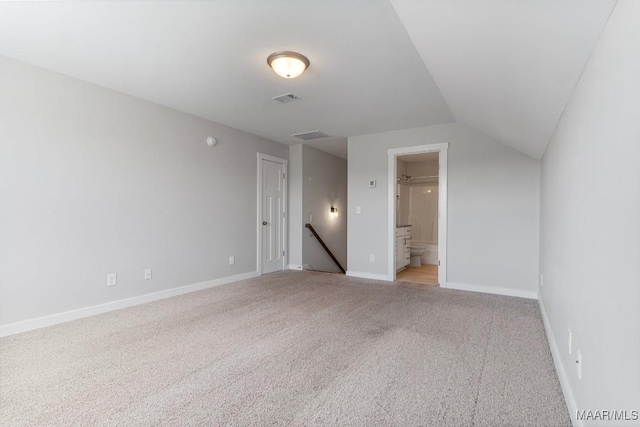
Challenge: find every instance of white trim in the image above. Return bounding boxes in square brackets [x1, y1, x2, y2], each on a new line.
[388, 143, 449, 283]
[539, 297, 581, 427]
[346, 270, 390, 281]
[257, 153, 288, 275]
[287, 264, 310, 271]
[441, 282, 538, 300]
[0, 271, 259, 338]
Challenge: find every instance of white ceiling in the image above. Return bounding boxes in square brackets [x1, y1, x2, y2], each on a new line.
[390, 0, 616, 158]
[0, 0, 453, 160]
[0, 1, 617, 159]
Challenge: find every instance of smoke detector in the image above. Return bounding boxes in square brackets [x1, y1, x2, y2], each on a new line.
[272, 93, 300, 103]
[292, 130, 330, 141]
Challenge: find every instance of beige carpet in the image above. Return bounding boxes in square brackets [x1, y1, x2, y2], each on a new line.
[0, 271, 570, 426]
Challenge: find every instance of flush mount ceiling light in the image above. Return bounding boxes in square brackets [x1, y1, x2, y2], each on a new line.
[267, 51, 310, 79]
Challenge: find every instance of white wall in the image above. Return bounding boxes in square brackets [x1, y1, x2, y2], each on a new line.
[539, 1, 640, 422]
[0, 56, 288, 328]
[348, 122, 540, 296]
[287, 144, 347, 272]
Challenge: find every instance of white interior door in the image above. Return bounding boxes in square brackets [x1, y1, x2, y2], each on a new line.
[260, 157, 286, 274]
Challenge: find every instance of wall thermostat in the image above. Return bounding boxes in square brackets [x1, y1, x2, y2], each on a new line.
[368, 180, 377, 188]
[206, 137, 217, 147]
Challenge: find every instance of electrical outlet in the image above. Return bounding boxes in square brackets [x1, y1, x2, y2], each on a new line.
[107, 273, 117, 287]
[144, 269, 152, 280]
[229, 256, 235, 265]
[369, 254, 375, 262]
[309, 214, 313, 222]
[576, 351, 582, 380]
[356, 206, 361, 214]
[567, 329, 572, 355]
[540, 274, 544, 287]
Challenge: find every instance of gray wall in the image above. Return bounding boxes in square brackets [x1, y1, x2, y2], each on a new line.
[0, 56, 288, 326]
[288, 144, 304, 268]
[348, 122, 540, 295]
[539, 0, 640, 417]
[288, 144, 347, 273]
[302, 145, 347, 272]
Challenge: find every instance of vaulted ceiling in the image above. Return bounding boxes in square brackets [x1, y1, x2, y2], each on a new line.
[0, 1, 616, 159]
[390, 0, 616, 158]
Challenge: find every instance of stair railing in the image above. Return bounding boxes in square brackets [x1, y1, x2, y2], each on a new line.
[305, 223, 346, 274]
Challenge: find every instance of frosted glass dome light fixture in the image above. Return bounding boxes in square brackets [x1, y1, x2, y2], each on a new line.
[267, 51, 310, 79]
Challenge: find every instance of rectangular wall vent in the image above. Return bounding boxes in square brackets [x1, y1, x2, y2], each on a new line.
[292, 130, 330, 141]
[272, 93, 300, 103]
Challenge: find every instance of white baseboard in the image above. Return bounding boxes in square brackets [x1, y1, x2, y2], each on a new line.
[539, 297, 580, 427]
[441, 282, 538, 300]
[287, 264, 310, 271]
[346, 270, 391, 281]
[0, 271, 260, 338]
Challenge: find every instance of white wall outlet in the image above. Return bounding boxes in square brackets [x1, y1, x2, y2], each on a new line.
[369, 254, 375, 262]
[576, 351, 582, 380]
[144, 269, 152, 280]
[567, 329, 572, 355]
[229, 256, 235, 265]
[356, 206, 361, 214]
[107, 273, 117, 287]
[540, 274, 544, 287]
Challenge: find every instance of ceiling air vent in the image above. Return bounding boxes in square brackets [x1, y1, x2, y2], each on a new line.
[292, 130, 330, 141]
[272, 93, 300, 103]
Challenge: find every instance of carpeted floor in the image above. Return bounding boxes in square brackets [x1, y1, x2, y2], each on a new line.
[0, 271, 570, 426]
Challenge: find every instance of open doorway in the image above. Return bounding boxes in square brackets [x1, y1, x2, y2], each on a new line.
[388, 144, 448, 285]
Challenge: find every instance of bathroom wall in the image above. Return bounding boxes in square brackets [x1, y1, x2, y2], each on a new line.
[397, 185, 410, 225]
[399, 158, 439, 246]
[407, 184, 439, 246]
[396, 159, 410, 225]
[397, 158, 408, 179]
[406, 159, 438, 178]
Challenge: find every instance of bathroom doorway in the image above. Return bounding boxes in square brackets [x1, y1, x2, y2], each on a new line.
[387, 144, 448, 285]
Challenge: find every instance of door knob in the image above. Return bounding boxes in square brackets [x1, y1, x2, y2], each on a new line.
[262, 221, 268, 225]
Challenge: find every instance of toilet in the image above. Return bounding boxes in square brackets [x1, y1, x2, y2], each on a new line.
[409, 244, 426, 267]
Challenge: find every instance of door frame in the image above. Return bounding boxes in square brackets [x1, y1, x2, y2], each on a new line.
[387, 143, 448, 284]
[257, 153, 288, 275]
